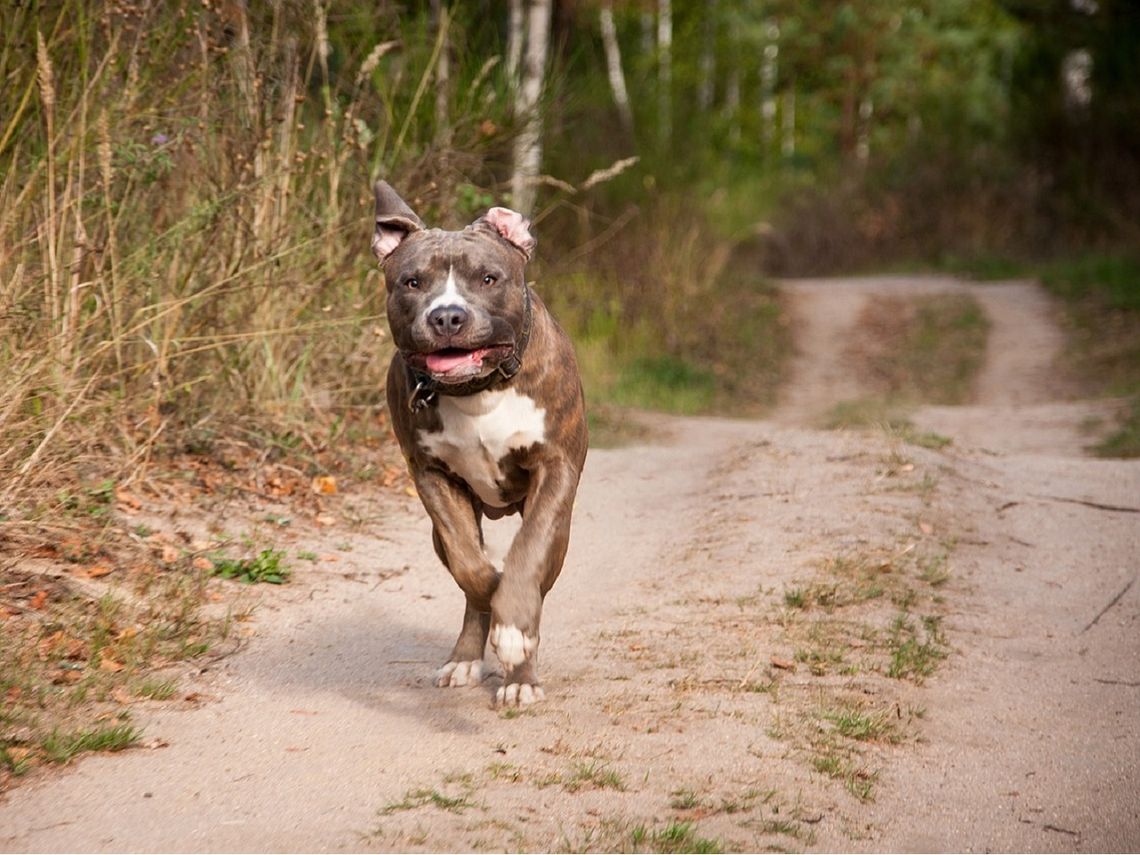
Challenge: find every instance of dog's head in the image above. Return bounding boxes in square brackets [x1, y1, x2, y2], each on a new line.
[371, 181, 536, 387]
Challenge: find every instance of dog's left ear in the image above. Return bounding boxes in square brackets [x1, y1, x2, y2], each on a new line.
[479, 207, 537, 260]
[372, 180, 425, 261]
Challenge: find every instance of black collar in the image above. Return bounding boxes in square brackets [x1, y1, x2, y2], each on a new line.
[405, 285, 533, 413]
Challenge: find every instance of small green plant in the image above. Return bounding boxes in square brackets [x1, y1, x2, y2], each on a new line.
[41, 723, 141, 764]
[565, 759, 626, 792]
[381, 787, 477, 815]
[669, 788, 702, 810]
[211, 550, 290, 585]
[631, 821, 722, 854]
[135, 679, 178, 700]
[824, 706, 897, 743]
[886, 613, 947, 682]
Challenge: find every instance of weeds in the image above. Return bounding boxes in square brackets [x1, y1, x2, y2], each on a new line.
[630, 821, 723, 854]
[211, 550, 290, 585]
[849, 293, 990, 405]
[886, 613, 948, 683]
[40, 723, 141, 764]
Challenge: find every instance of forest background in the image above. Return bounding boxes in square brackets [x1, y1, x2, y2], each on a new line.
[1, 0, 1138, 522]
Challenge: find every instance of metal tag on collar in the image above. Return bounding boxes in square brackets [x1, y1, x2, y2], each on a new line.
[409, 379, 436, 413]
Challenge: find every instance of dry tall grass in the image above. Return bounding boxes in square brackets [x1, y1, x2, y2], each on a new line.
[0, 2, 513, 529]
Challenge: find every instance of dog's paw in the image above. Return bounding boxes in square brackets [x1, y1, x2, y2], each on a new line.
[435, 659, 485, 688]
[488, 624, 537, 669]
[496, 681, 545, 708]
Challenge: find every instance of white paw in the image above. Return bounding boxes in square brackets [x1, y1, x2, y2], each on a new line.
[435, 659, 485, 688]
[496, 682, 545, 707]
[489, 624, 536, 669]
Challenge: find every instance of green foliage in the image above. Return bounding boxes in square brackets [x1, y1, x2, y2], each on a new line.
[211, 550, 290, 585]
[41, 724, 141, 764]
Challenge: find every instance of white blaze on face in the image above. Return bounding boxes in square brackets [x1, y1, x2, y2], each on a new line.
[427, 265, 469, 313]
[417, 388, 546, 507]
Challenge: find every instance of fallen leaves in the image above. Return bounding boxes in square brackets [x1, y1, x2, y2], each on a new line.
[311, 475, 337, 496]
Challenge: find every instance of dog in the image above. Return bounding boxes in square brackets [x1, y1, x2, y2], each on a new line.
[371, 181, 588, 707]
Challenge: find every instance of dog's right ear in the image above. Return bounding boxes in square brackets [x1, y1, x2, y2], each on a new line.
[372, 181, 425, 261]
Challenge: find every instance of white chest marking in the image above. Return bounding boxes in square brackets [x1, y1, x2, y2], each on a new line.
[418, 389, 546, 507]
[427, 266, 468, 312]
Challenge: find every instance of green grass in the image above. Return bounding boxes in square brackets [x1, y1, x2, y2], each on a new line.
[610, 356, 717, 415]
[562, 759, 626, 793]
[886, 613, 948, 683]
[850, 293, 990, 406]
[630, 821, 723, 854]
[135, 679, 179, 701]
[381, 787, 477, 815]
[1094, 398, 1140, 458]
[824, 706, 897, 743]
[40, 723, 141, 764]
[211, 550, 290, 585]
[822, 398, 952, 449]
[1039, 252, 1140, 456]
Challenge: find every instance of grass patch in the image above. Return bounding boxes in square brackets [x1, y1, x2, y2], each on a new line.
[0, 566, 227, 790]
[822, 398, 952, 449]
[566, 759, 626, 792]
[886, 613, 948, 683]
[1093, 398, 1140, 458]
[40, 723, 141, 764]
[1039, 252, 1140, 456]
[848, 293, 990, 405]
[381, 786, 478, 815]
[211, 550, 290, 585]
[630, 821, 723, 854]
[610, 356, 717, 415]
[824, 705, 898, 743]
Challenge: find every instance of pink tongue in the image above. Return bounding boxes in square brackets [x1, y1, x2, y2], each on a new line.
[426, 350, 480, 373]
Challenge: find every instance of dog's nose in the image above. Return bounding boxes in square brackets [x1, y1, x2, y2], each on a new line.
[428, 304, 469, 336]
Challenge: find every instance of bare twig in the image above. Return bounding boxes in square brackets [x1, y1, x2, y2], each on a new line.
[1080, 575, 1137, 634]
[1031, 494, 1140, 514]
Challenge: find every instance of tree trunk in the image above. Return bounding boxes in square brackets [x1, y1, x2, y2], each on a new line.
[511, 0, 553, 215]
[599, 0, 634, 135]
[432, 0, 451, 144]
[506, 0, 523, 84]
[697, 0, 716, 111]
[656, 0, 672, 146]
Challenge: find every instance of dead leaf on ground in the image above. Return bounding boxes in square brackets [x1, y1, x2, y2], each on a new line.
[315, 513, 336, 526]
[192, 556, 215, 572]
[161, 544, 180, 564]
[919, 520, 934, 535]
[29, 590, 48, 610]
[84, 564, 115, 578]
[100, 656, 125, 673]
[115, 487, 143, 511]
[770, 656, 797, 671]
[311, 475, 337, 495]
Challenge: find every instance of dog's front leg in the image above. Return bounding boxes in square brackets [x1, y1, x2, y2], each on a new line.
[414, 469, 500, 686]
[489, 457, 580, 706]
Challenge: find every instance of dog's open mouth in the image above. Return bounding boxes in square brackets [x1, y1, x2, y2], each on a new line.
[409, 345, 513, 382]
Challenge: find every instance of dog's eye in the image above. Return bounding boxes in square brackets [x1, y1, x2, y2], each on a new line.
[404, 277, 419, 290]
[482, 274, 497, 286]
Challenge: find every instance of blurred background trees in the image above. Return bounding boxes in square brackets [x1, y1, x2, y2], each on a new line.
[0, 0, 1136, 501]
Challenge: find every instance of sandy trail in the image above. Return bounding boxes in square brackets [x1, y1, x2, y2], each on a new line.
[1, 277, 1137, 852]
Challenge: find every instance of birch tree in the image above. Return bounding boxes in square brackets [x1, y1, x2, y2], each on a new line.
[599, 0, 634, 135]
[510, 0, 553, 215]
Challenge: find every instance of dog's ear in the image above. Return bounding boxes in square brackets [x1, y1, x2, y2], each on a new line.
[372, 180, 425, 261]
[478, 206, 537, 260]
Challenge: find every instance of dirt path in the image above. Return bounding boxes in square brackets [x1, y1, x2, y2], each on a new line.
[2, 277, 1138, 852]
